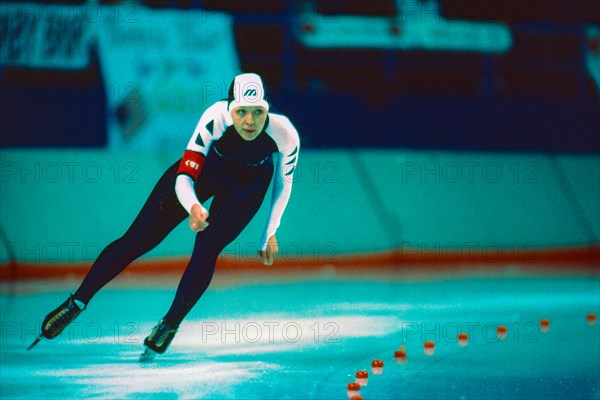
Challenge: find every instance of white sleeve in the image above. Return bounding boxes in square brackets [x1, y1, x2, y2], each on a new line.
[175, 175, 199, 214]
[175, 102, 225, 214]
[259, 141, 299, 250]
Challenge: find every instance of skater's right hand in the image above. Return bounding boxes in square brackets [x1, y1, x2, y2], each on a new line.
[189, 203, 209, 232]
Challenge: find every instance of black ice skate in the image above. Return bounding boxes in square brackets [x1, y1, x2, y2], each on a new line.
[139, 319, 178, 362]
[27, 294, 85, 350]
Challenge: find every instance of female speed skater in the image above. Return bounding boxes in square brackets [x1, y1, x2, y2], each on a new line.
[28, 73, 300, 360]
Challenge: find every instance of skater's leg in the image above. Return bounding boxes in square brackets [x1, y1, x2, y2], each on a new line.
[74, 160, 189, 303]
[32, 161, 190, 345]
[141, 181, 269, 355]
[161, 166, 273, 328]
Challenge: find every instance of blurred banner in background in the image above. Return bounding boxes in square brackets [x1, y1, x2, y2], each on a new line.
[295, 0, 513, 52]
[1, 2, 238, 149]
[0, 2, 94, 69]
[97, 5, 238, 149]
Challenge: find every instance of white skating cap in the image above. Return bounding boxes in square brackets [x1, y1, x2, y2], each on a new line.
[227, 73, 270, 112]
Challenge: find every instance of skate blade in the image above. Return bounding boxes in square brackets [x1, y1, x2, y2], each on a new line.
[138, 347, 157, 362]
[26, 335, 43, 351]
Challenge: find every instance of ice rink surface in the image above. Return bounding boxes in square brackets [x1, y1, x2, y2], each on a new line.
[1, 269, 599, 399]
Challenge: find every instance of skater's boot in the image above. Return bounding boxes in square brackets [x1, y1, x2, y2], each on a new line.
[41, 294, 86, 339]
[144, 319, 178, 354]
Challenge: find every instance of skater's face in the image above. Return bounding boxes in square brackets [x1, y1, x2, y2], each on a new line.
[231, 106, 268, 141]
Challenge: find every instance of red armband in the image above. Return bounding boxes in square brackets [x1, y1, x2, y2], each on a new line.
[177, 150, 206, 180]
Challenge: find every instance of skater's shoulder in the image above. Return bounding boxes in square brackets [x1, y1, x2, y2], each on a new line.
[203, 101, 231, 120]
[265, 112, 299, 148]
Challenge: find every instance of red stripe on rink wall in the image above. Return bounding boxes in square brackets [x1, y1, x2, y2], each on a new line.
[1, 245, 598, 282]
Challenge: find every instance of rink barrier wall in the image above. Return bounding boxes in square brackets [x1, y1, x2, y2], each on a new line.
[1, 245, 598, 282]
[0, 149, 598, 280]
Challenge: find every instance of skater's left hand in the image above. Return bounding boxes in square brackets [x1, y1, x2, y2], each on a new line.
[259, 235, 278, 266]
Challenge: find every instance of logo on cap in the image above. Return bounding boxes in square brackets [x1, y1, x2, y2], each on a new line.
[240, 84, 262, 103]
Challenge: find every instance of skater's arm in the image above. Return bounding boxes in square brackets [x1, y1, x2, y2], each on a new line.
[175, 150, 209, 230]
[175, 175, 209, 232]
[175, 148, 206, 213]
[175, 102, 224, 230]
[175, 173, 201, 214]
[259, 126, 300, 254]
[260, 157, 294, 245]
